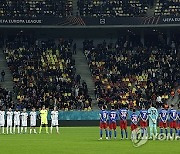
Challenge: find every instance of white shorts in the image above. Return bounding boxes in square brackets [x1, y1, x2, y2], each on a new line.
[14, 120, 20, 126]
[21, 121, 27, 127]
[0, 121, 5, 127]
[51, 120, 58, 126]
[7, 120, 13, 127]
[30, 121, 36, 127]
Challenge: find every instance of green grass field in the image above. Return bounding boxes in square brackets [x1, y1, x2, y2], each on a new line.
[0, 127, 179, 154]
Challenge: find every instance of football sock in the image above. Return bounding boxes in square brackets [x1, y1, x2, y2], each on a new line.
[13, 126, 16, 133]
[170, 128, 173, 136]
[114, 130, 117, 138]
[10, 127, 12, 133]
[109, 130, 112, 138]
[56, 126, 59, 133]
[121, 130, 124, 138]
[2, 127, 4, 134]
[30, 129, 32, 134]
[100, 129, 102, 138]
[154, 126, 157, 136]
[175, 129, 178, 136]
[144, 128, 147, 136]
[165, 129, 168, 136]
[21, 127, 24, 133]
[141, 128, 144, 137]
[46, 126, 48, 133]
[34, 129, 37, 133]
[144, 128, 146, 137]
[125, 129, 128, 138]
[51, 126, 53, 133]
[6, 127, 8, 134]
[17, 126, 20, 134]
[160, 128, 163, 134]
[149, 127, 153, 137]
[105, 129, 108, 138]
[132, 130, 135, 140]
[25, 127, 27, 133]
[39, 126, 42, 133]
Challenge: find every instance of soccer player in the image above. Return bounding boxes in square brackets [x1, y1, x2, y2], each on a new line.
[148, 104, 158, 139]
[178, 111, 180, 137]
[0, 107, 5, 134]
[6, 108, 13, 134]
[30, 107, 37, 134]
[21, 108, 28, 134]
[13, 108, 20, 134]
[119, 106, 128, 139]
[130, 109, 139, 140]
[39, 105, 49, 134]
[169, 104, 178, 138]
[108, 106, 118, 139]
[139, 106, 148, 138]
[50, 106, 59, 134]
[99, 105, 109, 140]
[159, 105, 168, 138]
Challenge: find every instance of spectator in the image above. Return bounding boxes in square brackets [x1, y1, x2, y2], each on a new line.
[73, 43, 77, 54]
[76, 74, 81, 85]
[156, 95, 163, 108]
[1, 70, 5, 82]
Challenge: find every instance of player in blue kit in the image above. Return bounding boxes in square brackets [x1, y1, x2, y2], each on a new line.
[99, 105, 109, 140]
[139, 106, 148, 138]
[130, 109, 139, 140]
[119, 106, 128, 139]
[159, 105, 168, 138]
[108, 106, 118, 139]
[178, 111, 180, 137]
[169, 104, 178, 138]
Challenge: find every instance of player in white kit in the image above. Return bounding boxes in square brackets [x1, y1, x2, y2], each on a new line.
[0, 107, 5, 134]
[6, 108, 13, 134]
[30, 107, 37, 134]
[21, 108, 28, 133]
[13, 108, 20, 134]
[50, 107, 59, 134]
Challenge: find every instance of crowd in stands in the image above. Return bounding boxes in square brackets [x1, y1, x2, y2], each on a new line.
[0, 0, 179, 18]
[155, 0, 180, 16]
[77, 0, 149, 17]
[3, 34, 91, 110]
[0, 86, 12, 108]
[83, 36, 180, 110]
[0, 0, 73, 17]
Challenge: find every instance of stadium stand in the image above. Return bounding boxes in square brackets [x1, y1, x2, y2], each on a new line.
[155, 0, 180, 16]
[0, 0, 73, 17]
[77, 0, 149, 17]
[83, 37, 180, 109]
[3, 34, 92, 110]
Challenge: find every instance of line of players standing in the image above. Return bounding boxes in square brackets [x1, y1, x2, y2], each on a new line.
[0, 106, 59, 134]
[99, 104, 180, 140]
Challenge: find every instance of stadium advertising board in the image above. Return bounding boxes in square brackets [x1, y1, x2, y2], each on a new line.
[0, 16, 180, 26]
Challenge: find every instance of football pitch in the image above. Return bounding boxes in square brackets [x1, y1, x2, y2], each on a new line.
[0, 127, 179, 154]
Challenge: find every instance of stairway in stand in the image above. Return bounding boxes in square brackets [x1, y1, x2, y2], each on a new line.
[73, 48, 98, 109]
[0, 49, 15, 101]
